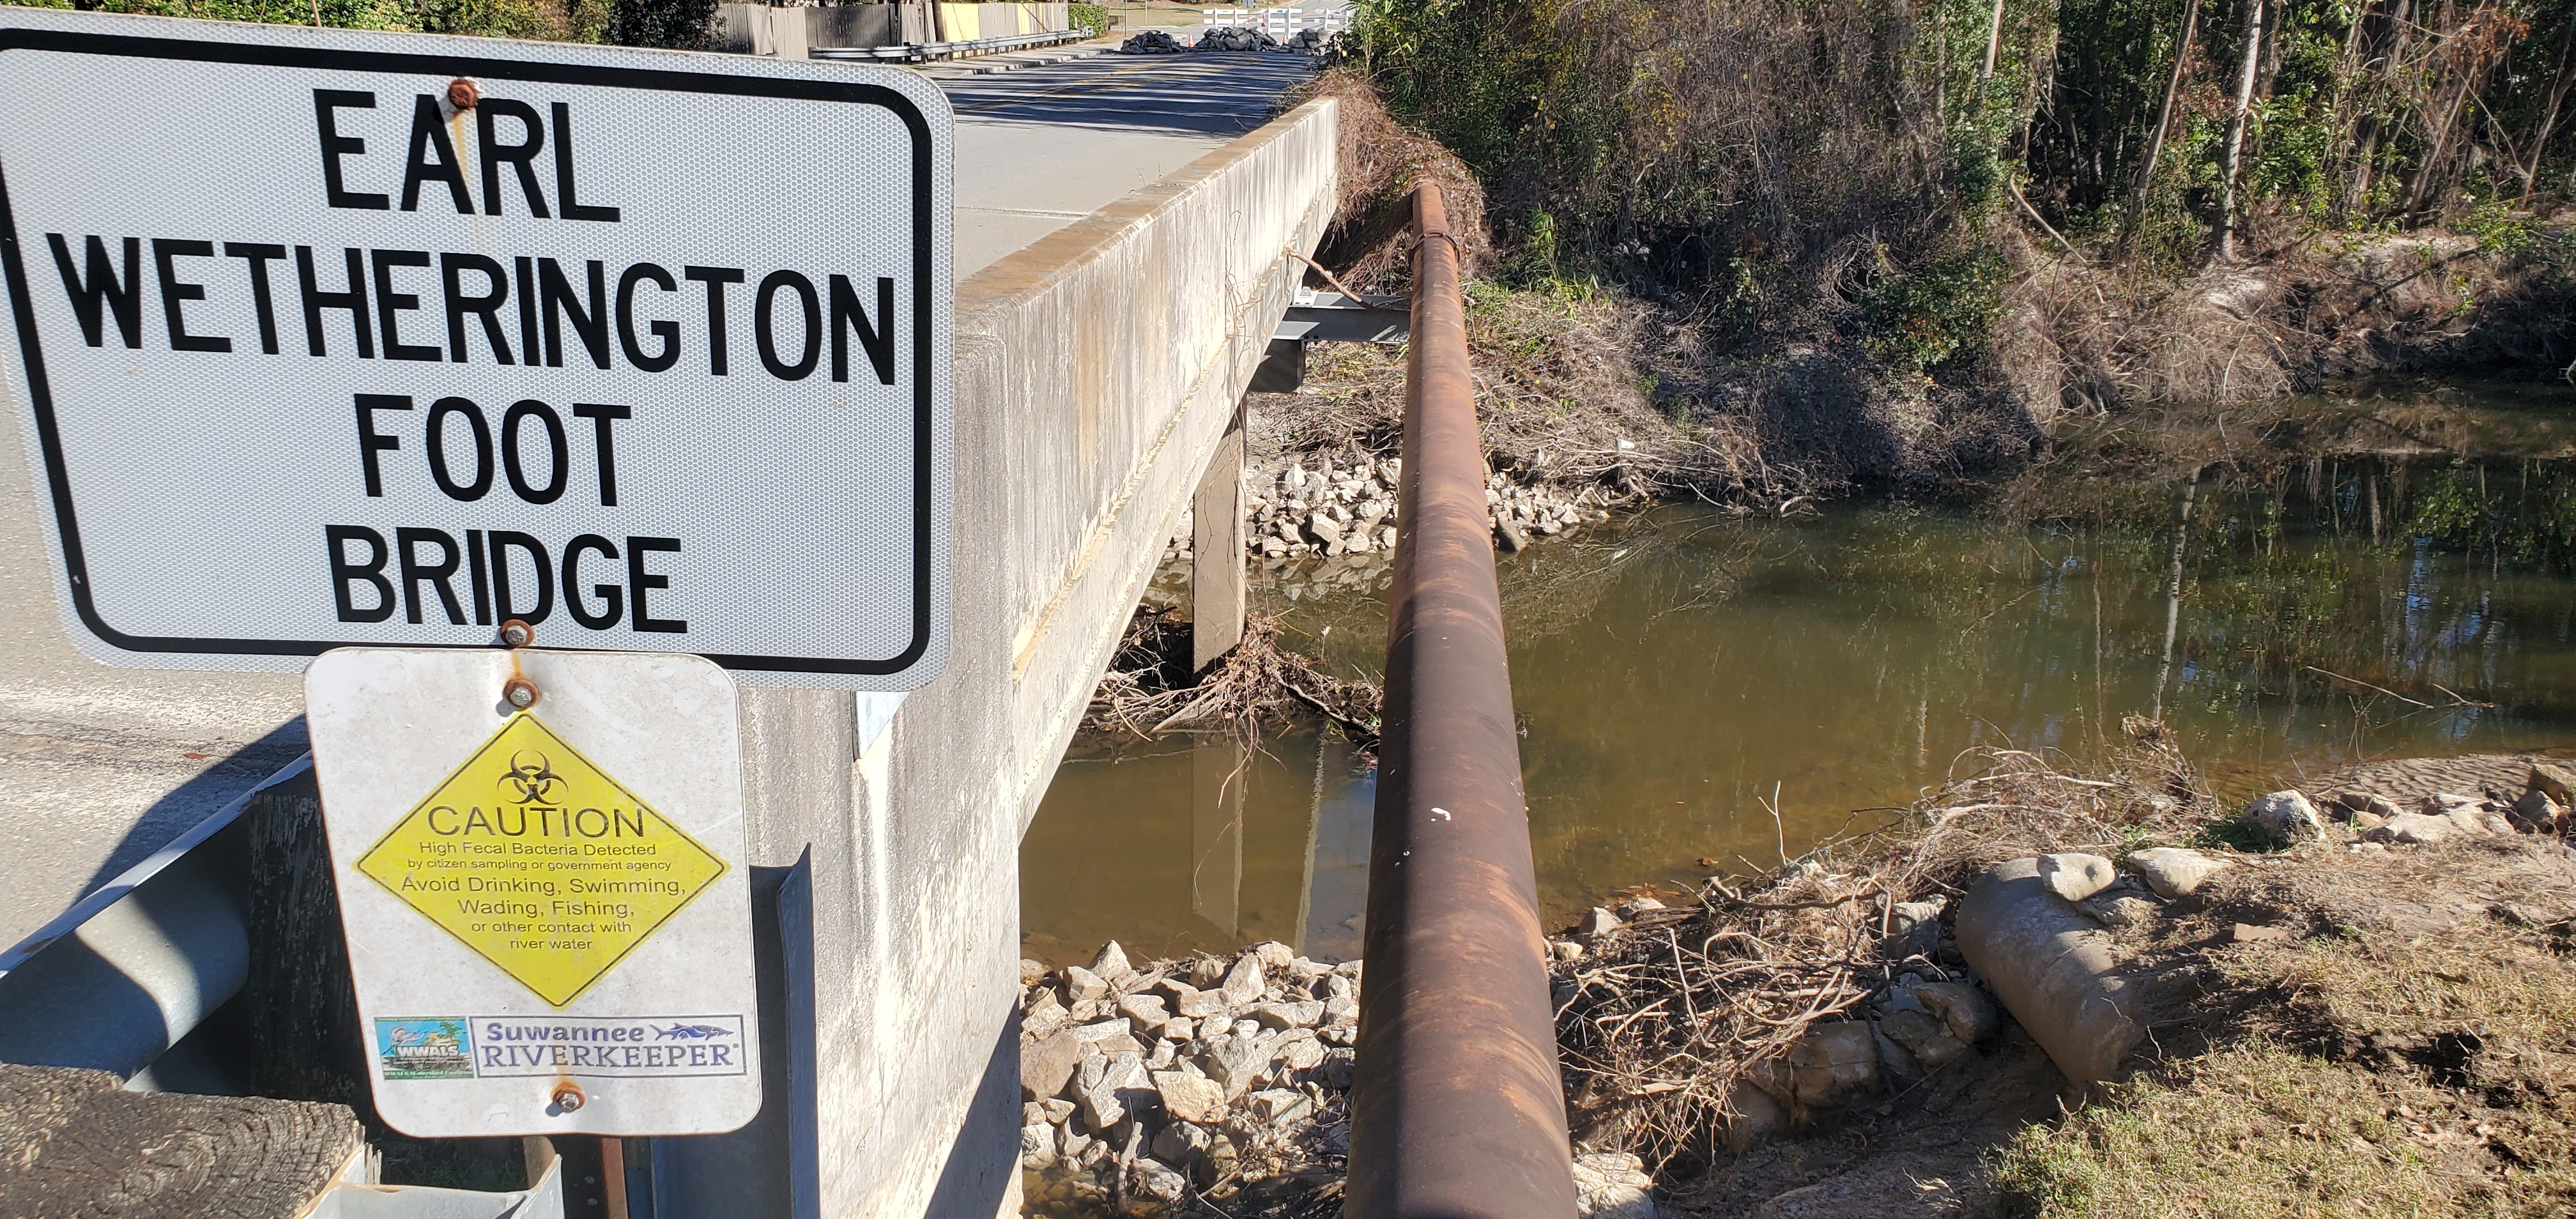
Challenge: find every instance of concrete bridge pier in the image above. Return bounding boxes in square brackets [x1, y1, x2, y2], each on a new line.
[1192, 403, 1250, 673]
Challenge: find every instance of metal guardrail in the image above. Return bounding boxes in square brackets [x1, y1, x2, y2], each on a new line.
[0, 756, 310, 1080]
[810, 27, 1090, 62]
[1199, 4, 1354, 36]
[1344, 183, 1579, 1217]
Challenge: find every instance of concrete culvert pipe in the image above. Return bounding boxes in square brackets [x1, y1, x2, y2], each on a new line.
[1953, 854, 2142, 1089]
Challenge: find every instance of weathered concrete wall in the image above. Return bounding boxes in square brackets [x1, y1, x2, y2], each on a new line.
[736, 98, 1337, 1218]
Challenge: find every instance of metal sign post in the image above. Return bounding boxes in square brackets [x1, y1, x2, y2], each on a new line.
[0, 8, 953, 691]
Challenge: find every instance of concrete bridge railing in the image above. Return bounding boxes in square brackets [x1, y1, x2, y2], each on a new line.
[733, 96, 1337, 1218]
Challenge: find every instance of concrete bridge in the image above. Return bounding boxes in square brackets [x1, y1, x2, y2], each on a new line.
[0, 46, 1335, 1218]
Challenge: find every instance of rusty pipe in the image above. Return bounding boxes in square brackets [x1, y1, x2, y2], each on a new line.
[1344, 183, 1577, 1218]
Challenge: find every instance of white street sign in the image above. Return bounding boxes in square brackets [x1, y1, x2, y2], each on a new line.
[0, 10, 951, 689]
[307, 646, 760, 1137]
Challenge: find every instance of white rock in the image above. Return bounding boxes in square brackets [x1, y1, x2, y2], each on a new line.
[1089, 940, 1133, 982]
[1153, 1120, 1211, 1164]
[1278, 1034, 1327, 1071]
[1254, 1000, 1324, 1030]
[1245, 1087, 1313, 1126]
[2125, 847, 2230, 899]
[2368, 811, 2455, 845]
[1021, 1121, 1055, 1165]
[1153, 1070, 1227, 1124]
[1022, 989, 1070, 1038]
[1323, 995, 1360, 1027]
[1890, 897, 1947, 930]
[2036, 853, 2118, 902]
[1069, 1018, 1135, 1050]
[1061, 965, 1109, 1002]
[1218, 954, 1267, 1007]
[1130, 1157, 1190, 1206]
[2244, 790, 2324, 843]
[1075, 1079, 1125, 1130]
[1577, 906, 1624, 936]
[1117, 993, 1171, 1027]
[1572, 1151, 1656, 1218]
[1200, 1036, 1274, 1099]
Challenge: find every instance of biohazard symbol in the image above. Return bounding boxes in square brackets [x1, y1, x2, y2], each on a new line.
[498, 751, 562, 804]
[355, 712, 729, 1006]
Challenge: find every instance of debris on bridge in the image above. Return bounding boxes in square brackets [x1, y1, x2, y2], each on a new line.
[1190, 26, 1281, 52]
[1116, 29, 1186, 53]
[1018, 941, 1360, 1217]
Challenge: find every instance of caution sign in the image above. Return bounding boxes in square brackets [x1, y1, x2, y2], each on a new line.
[307, 646, 760, 1138]
[355, 713, 728, 1007]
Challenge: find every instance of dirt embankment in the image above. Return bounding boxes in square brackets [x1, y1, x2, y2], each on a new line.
[1269, 74, 2576, 512]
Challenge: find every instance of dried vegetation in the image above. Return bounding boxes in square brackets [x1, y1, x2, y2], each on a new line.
[1554, 737, 2211, 1175]
[1081, 609, 1383, 747]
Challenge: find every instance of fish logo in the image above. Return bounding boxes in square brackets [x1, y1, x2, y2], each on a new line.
[655, 1023, 733, 1041]
[498, 750, 562, 804]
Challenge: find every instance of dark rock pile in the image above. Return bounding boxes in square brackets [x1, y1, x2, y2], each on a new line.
[1192, 26, 1281, 52]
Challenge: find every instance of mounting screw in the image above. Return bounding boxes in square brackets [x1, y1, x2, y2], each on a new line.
[549, 1080, 585, 1112]
[503, 677, 540, 710]
[500, 619, 535, 648]
[448, 77, 480, 111]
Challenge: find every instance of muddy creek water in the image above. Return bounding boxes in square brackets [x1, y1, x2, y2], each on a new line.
[1020, 393, 2576, 967]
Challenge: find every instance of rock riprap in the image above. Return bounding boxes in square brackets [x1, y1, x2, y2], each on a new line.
[1220, 456, 1611, 564]
[1020, 941, 1361, 1216]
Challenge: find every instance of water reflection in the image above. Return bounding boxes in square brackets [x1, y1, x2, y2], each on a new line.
[1020, 729, 1375, 968]
[1023, 457, 2576, 966]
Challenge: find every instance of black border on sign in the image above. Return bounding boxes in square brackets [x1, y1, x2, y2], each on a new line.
[0, 27, 937, 677]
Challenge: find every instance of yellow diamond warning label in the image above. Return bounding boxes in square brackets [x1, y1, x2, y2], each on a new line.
[356, 714, 729, 1008]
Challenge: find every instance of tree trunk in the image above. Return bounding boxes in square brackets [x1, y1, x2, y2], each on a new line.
[2120, 0, 2204, 254]
[1981, 0, 2009, 80]
[2217, 0, 2267, 259]
[2521, 15, 2576, 196]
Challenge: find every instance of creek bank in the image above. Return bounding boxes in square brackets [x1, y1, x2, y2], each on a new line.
[1547, 748, 2576, 1216]
[1278, 74, 2576, 514]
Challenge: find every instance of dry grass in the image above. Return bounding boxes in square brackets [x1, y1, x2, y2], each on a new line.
[1284, 68, 1492, 293]
[1257, 280, 1809, 505]
[1993, 917, 2576, 1217]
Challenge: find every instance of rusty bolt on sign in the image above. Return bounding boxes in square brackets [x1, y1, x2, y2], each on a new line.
[503, 677, 540, 710]
[447, 78, 480, 111]
[500, 619, 535, 648]
[550, 1080, 585, 1112]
